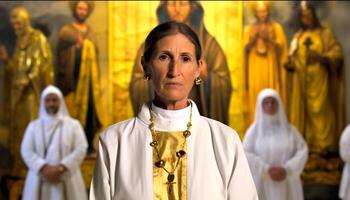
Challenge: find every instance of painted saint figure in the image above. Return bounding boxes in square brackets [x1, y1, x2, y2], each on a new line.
[286, 2, 344, 184]
[56, 1, 103, 154]
[0, 7, 53, 177]
[243, 2, 288, 128]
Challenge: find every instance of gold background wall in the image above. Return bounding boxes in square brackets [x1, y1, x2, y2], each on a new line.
[108, 1, 245, 136]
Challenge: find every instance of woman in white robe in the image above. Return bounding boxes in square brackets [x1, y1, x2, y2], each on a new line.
[243, 88, 308, 200]
[90, 21, 258, 199]
[21, 85, 88, 200]
[339, 124, 350, 199]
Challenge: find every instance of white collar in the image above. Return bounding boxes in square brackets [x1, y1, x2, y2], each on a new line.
[137, 100, 201, 132]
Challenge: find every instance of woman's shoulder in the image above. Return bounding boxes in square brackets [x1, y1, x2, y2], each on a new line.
[198, 117, 245, 163]
[199, 116, 231, 128]
[199, 116, 240, 141]
[99, 117, 138, 141]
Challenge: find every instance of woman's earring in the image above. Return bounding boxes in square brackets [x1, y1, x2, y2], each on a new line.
[144, 74, 151, 80]
[194, 77, 202, 85]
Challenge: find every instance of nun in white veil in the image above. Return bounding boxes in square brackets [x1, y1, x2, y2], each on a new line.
[21, 85, 88, 200]
[243, 88, 308, 200]
[339, 124, 350, 200]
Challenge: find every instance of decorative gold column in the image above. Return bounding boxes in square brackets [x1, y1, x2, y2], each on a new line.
[200, 1, 244, 137]
[108, 1, 159, 123]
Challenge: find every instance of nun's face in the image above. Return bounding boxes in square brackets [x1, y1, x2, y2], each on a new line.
[262, 96, 278, 115]
[45, 93, 60, 115]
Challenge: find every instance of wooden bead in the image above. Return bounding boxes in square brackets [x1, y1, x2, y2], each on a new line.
[176, 150, 186, 158]
[167, 174, 175, 183]
[150, 141, 158, 147]
[183, 130, 191, 138]
[155, 160, 165, 168]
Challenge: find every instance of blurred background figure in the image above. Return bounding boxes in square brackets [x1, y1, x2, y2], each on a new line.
[56, 1, 103, 155]
[21, 85, 87, 200]
[339, 124, 350, 200]
[286, 1, 344, 185]
[243, 88, 308, 200]
[243, 1, 288, 129]
[0, 6, 53, 178]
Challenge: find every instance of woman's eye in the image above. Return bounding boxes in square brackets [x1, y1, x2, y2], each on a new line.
[159, 54, 169, 61]
[182, 56, 191, 62]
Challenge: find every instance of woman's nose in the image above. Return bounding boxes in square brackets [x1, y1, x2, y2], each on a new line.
[167, 59, 181, 77]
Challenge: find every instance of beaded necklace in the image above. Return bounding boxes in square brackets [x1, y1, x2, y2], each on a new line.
[148, 102, 192, 194]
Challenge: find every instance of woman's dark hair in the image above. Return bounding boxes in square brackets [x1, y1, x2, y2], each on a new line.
[143, 21, 202, 64]
[298, 3, 322, 30]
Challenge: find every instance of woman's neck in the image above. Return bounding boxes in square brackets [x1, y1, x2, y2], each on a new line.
[152, 98, 189, 110]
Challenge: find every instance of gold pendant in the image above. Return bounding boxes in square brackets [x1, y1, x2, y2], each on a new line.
[155, 160, 165, 168]
[167, 174, 175, 183]
[167, 174, 176, 196]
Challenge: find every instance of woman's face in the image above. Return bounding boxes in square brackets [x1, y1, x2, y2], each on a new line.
[262, 96, 278, 115]
[144, 33, 201, 105]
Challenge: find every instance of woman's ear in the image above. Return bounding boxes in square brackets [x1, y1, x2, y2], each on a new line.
[141, 56, 151, 80]
[197, 58, 207, 80]
[141, 56, 151, 75]
[141, 56, 148, 73]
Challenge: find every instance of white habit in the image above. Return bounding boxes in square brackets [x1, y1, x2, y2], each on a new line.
[243, 89, 308, 200]
[90, 101, 258, 199]
[339, 124, 350, 200]
[21, 85, 88, 200]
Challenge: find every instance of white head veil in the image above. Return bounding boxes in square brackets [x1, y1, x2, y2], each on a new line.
[253, 88, 289, 136]
[250, 88, 295, 167]
[39, 85, 69, 121]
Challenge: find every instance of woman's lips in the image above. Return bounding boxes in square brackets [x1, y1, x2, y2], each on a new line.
[165, 82, 182, 87]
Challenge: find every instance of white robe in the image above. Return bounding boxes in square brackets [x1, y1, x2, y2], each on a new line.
[90, 101, 258, 200]
[243, 125, 307, 200]
[243, 88, 308, 200]
[339, 125, 350, 200]
[21, 117, 88, 200]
